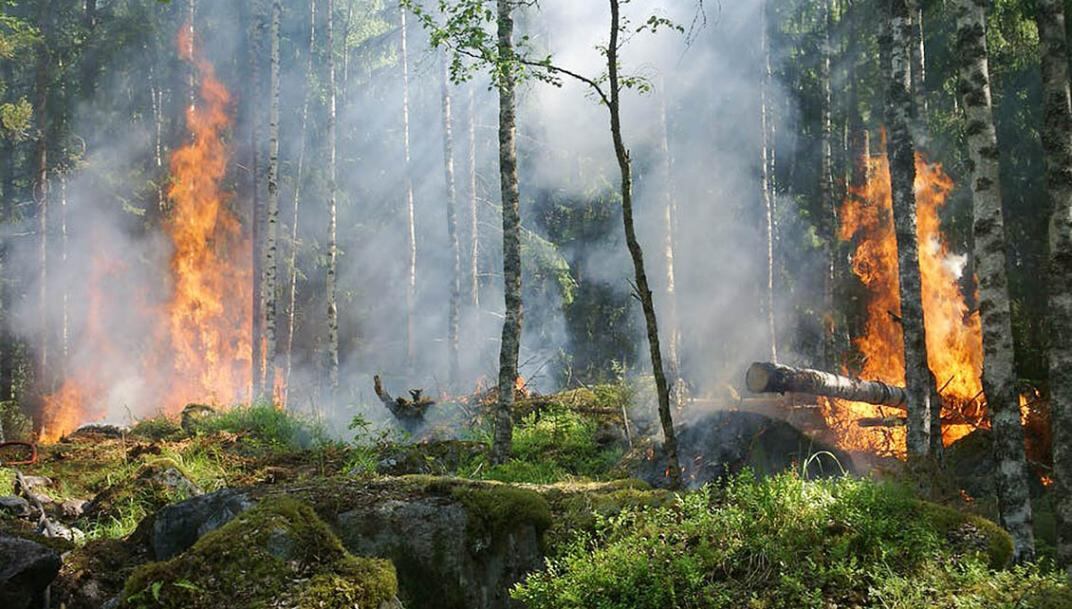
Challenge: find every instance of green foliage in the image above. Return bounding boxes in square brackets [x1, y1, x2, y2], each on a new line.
[129, 415, 185, 442]
[448, 482, 553, 538]
[462, 402, 624, 484]
[512, 472, 1033, 609]
[121, 497, 397, 609]
[195, 402, 326, 450]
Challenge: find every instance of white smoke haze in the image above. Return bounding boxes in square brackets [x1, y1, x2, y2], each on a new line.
[5, 0, 812, 437]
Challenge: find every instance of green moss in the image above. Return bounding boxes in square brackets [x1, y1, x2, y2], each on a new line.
[129, 416, 185, 441]
[540, 481, 672, 553]
[915, 500, 1014, 568]
[119, 496, 396, 609]
[448, 482, 553, 537]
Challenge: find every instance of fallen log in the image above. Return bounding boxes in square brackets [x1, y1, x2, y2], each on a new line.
[746, 362, 907, 407]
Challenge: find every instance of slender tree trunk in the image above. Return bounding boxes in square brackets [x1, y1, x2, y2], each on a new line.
[187, 0, 196, 110]
[284, 0, 317, 408]
[262, 0, 282, 401]
[1036, 0, 1072, 575]
[325, 0, 339, 392]
[59, 170, 68, 377]
[468, 87, 480, 310]
[250, 0, 266, 400]
[886, 0, 934, 461]
[953, 0, 1035, 561]
[441, 55, 461, 388]
[657, 83, 681, 390]
[819, 0, 837, 369]
[760, 0, 778, 363]
[907, 0, 928, 125]
[490, 0, 521, 465]
[149, 63, 167, 213]
[32, 0, 50, 397]
[606, 0, 681, 488]
[400, 8, 417, 368]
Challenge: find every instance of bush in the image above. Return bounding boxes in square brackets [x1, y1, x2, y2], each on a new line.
[512, 472, 1048, 609]
[197, 402, 324, 449]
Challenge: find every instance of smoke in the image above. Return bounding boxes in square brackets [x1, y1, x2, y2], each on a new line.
[4, 0, 811, 438]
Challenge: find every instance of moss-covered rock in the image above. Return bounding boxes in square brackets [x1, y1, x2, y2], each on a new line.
[536, 479, 672, 553]
[914, 499, 1014, 567]
[119, 496, 397, 609]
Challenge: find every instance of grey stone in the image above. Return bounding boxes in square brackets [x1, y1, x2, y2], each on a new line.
[0, 533, 62, 609]
[0, 495, 30, 517]
[60, 498, 89, 518]
[151, 488, 253, 559]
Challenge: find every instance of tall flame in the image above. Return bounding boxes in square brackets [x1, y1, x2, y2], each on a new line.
[821, 147, 985, 456]
[40, 26, 251, 442]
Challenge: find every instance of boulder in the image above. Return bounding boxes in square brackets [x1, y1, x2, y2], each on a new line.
[0, 495, 30, 517]
[0, 533, 62, 609]
[150, 488, 253, 560]
[120, 497, 399, 609]
[628, 410, 854, 488]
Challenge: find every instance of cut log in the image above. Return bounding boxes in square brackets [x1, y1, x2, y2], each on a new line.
[746, 362, 907, 407]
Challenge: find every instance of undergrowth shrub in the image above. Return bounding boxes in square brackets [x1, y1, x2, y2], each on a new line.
[197, 402, 325, 449]
[512, 472, 1061, 609]
[464, 406, 623, 484]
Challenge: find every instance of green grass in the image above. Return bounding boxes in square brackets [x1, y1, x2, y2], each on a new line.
[512, 471, 1061, 609]
[195, 402, 326, 449]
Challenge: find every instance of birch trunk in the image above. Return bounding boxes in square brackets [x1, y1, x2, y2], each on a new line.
[441, 55, 461, 388]
[819, 0, 837, 369]
[607, 0, 681, 488]
[886, 0, 934, 461]
[468, 87, 480, 310]
[907, 0, 928, 124]
[284, 0, 317, 408]
[401, 8, 417, 368]
[250, 0, 266, 400]
[953, 0, 1035, 561]
[490, 0, 521, 465]
[325, 0, 339, 392]
[262, 0, 281, 401]
[657, 84, 681, 388]
[1036, 0, 1072, 574]
[760, 0, 777, 363]
[32, 0, 50, 394]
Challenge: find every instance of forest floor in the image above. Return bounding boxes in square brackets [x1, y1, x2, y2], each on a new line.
[1, 387, 1070, 609]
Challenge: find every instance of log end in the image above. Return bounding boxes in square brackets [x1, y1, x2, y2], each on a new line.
[745, 362, 777, 393]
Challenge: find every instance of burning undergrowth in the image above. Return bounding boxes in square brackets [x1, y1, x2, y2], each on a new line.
[38, 27, 252, 442]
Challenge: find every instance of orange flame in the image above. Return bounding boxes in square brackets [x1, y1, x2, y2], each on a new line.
[821, 146, 985, 456]
[40, 26, 251, 441]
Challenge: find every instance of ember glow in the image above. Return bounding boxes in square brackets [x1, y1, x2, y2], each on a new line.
[39, 28, 251, 442]
[820, 148, 985, 456]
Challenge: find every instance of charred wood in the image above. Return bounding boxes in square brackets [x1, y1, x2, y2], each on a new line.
[746, 361, 907, 407]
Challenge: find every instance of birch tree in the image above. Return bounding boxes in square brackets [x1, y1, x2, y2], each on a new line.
[886, 0, 934, 461]
[401, 7, 417, 368]
[250, 0, 267, 400]
[952, 0, 1035, 561]
[284, 0, 317, 407]
[818, 0, 836, 369]
[262, 0, 282, 401]
[32, 0, 51, 393]
[760, 0, 778, 363]
[1035, 0, 1072, 571]
[657, 83, 681, 393]
[467, 87, 480, 311]
[326, 0, 340, 393]
[441, 55, 461, 388]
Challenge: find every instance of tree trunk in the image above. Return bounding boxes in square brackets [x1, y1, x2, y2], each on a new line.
[1036, 0, 1072, 575]
[250, 0, 266, 401]
[32, 0, 50, 397]
[760, 0, 778, 363]
[468, 87, 480, 310]
[657, 82, 681, 391]
[819, 0, 837, 369]
[284, 0, 317, 408]
[746, 362, 908, 406]
[325, 0, 339, 393]
[607, 0, 681, 489]
[490, 0, 521, 466]
[954, 0, 1035, 562]
[441, 55, 461, 389]
[907, 0, 928, 125]
[262, 0, 282, 402]
[886, 0, 934, 461]
[401, 8, 417, 368]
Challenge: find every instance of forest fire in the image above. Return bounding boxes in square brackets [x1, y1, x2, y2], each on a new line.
[820, 150, 985, 456]
[39, 28, 251, 442]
